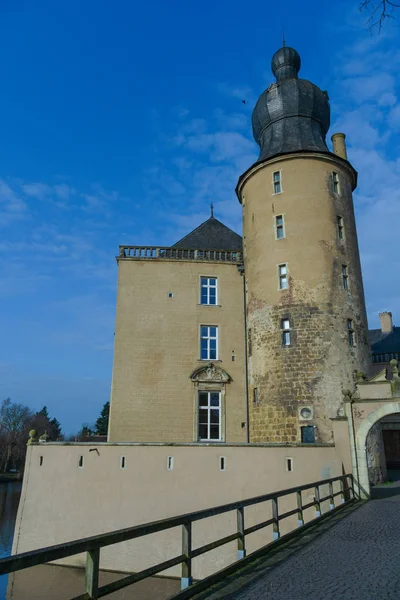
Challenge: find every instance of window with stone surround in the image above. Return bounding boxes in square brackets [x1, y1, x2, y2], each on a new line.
[332, 171, 340, 194]
[275, 215, 285, 239]
[198, 391, 221, 441]
[200, 325, 218, 360]
[281, 318, 291, 346]
[342, 265, 349, 290]
[272, 170, 282, 194]
[248, 328, 252, 357]
[278, 264, 288, 290]
[337, 215, 344, 240]
[347, 319, 355, 346]
[200, 277, 217, 305]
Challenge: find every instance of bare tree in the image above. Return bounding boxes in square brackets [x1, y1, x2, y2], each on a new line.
[0, 398, 33, 472]
[360, 0, 400, 30]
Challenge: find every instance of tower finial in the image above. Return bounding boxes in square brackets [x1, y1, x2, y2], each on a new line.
[282, 27, 286, 47]
[210, 202, 214, 218]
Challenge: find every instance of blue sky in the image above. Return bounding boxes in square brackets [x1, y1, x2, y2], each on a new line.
[0, 1, 399, 433]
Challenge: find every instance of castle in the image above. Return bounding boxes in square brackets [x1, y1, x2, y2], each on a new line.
[108, 45, 372, 446]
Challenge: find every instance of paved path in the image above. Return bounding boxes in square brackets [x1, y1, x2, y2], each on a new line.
[193, 492, 400, 600]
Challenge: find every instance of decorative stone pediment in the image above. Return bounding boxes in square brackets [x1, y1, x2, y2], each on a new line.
[190, 363, 231, 383]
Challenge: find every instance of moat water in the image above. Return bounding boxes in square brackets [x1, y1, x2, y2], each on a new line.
[0, 482, 179, 600]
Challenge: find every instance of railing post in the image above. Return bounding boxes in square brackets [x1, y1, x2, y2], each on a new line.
[350, 474, 356, 499]
[314, 485, 321, 517]
[340, 477, 345, 504]
[85, 548, 100, 599]
[237, 507, 246, 559]
[272, 496, 279, 540]
[329, 481, 335, 510]
[181, 522, 193, 590]
[296, 490, 304, 527]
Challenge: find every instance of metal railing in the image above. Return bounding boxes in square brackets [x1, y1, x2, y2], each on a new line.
[1, 474, 354, 600]
[118, 246, 243, 263]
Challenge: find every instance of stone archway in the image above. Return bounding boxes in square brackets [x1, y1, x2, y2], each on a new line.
[355, 401, 400, 498]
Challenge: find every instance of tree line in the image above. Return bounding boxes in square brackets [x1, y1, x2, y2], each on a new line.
[0, 398, 110, 474]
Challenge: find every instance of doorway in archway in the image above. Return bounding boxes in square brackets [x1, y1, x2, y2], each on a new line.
[366, 413, 400, 486]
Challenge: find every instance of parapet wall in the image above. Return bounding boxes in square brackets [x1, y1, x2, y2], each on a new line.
[13, 443, 346, 580]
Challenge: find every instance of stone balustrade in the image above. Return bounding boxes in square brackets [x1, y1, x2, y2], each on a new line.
[118, 246, 243, 263]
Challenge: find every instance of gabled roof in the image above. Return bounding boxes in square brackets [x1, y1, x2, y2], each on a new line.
[369, 327, 400, 354]
[172, 216, 242, 251]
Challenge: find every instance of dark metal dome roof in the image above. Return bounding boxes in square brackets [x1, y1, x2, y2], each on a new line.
[252, 46, 331, 161]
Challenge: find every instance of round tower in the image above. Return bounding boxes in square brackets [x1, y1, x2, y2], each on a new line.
[237, 47, 371, 444]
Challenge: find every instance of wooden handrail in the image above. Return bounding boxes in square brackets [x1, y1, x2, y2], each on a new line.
[3, 474, 354, 599]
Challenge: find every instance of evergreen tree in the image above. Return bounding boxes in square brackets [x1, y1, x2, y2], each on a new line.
[95, 402, 110, 436]
[37, 405, 50, 419]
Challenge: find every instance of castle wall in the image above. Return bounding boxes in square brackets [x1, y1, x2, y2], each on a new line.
[109, 259, 246, 442]
[12, 443, 346, 580]
[238, 153, 371, 444]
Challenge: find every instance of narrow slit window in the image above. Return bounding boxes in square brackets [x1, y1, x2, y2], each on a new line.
[278, 264, 288, 290]
[253, 388, 259, 404]
[248, 328, 252, 357]
[281, 318, 291, 346]
[120, 456, 126, 469]
[78, 456, 84, 468]
[347, 319, 355, 347]
[332, 171, 340, 194]
[286, 457, 293, 472]
[337, 216, 344, 240]
[273, 171, 282, 194]
[219, 456, 226, 471]
[342, 265, 349, 290]
[275, 215, 285, 239]
[167, 456, 174, 470]
[39, 456, 43, 467]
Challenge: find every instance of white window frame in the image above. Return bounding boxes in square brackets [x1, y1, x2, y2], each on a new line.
[198, 391, 222, 442]
[200, 277, 218, 305]
[200, 325, 219, 360]
[272, 170, 282, 195]
[337, 215, 344, 240]
[281, 318, 291, 346]
[332, 171, 340, 194]
[274, 214, 285, 240]
[278, 263, 288, 290]
[342, 265, 349, 291]
[347, 319, 356, 347]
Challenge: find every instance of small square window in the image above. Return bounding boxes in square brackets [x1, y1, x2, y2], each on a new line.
[273, 171, 282, 194]
[278, 264, 288, 290]
[332, 171, 340, 194]
[168, 292, 174, 298]
[200, 277, 218, 305]
[275, 215, 285, 239]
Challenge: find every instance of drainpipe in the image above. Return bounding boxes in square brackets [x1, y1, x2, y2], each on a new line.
[238, 265, 250, 443]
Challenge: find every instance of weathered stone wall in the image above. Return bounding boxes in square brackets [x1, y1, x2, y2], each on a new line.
[238, 153, 371, 444]
[109, 259, 247, 442]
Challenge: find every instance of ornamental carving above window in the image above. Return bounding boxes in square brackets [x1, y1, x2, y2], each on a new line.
[190, 363, 231, 383]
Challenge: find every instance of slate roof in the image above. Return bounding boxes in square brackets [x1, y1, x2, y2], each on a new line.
[172, 216, 242, 251]
[368, 327, 400, 354]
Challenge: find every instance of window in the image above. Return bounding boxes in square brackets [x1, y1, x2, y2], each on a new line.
[78, 456, 84, 468]
[248, 328, 252, 357]
[120, 456, 126, 469]
[200, 326, 218, 360]
[285, 457, 293, 472]
[332, 171, 340, 194]
[278, 264, 288, 290]
[253, 388, 259, 404]
[198, 391, 221, 441]
[275, 215, 285, 239]
[281, 318, 291, 346]
[347, 319, 355, 347]
[337, 216, 344, 240]
[301, 426, 315, 443]
[39, 456, 43, 467]
[219, 456, 226, 471]
[201, 277, 217, 305]
[167, 456, 174, 470]
[273, 171, 282, 194]
[342, 265, 349, 290]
